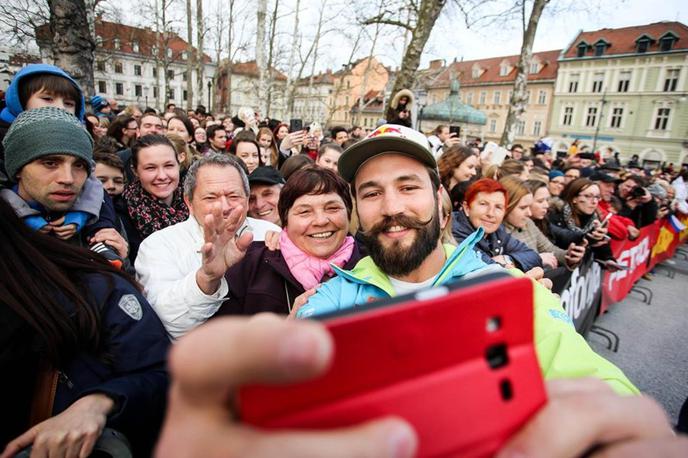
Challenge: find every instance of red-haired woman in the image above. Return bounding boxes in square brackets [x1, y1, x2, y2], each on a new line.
[451, 178, 542, 271]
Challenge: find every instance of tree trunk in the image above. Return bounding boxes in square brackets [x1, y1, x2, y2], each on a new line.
[357, 2, 383, 126]
[161, 0, 170, 107]
[499, 0, 549, 147]
[196, 0, 204, 109]
[47, 0, 95, 96]
[256, 0, 268, 116]
[384, 0, 446, 121]
[185, 0, 194, 110]
[284, 0, 301, 119]
[265, 0, 279, 117]
[225, 0, 234, 113]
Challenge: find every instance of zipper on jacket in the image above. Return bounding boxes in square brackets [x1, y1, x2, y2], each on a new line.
[58, 371, 74, 389]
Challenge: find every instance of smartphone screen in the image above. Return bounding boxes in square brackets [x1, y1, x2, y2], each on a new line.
[289, 118, 303, 132]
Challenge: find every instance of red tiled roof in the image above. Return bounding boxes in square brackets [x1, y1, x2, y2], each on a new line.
[430, 49, 561, 88]
[563, 21, 688, 58]
[297, 70, 334, 85]
[93, 19, 212, 64]
[9, 53, 40, 66]
[231, 60, 287, 81]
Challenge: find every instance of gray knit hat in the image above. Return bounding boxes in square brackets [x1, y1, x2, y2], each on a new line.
[2, 106, 94, 182]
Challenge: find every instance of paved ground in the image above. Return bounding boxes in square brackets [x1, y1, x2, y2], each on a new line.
[587, 247, 688, 424]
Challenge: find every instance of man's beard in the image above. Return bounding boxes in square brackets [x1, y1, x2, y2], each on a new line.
[357, 205, 441, 277]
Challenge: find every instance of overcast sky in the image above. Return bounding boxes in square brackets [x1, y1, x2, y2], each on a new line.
[113, 0, 685, 74]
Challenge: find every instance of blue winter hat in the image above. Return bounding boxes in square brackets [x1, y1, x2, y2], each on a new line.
[548, 170, 564, 180]
[91, 95, 108, 112]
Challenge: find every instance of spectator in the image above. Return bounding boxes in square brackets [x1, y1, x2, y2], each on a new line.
[510, 143, 525, 161]
[122, 104, 143, 122]
[427, 125, 460, 158]
[206, 125, 228, 154]
[563, 166, 581, 184]
[483, 159, 529, 181]
[257, 127, 279, 167]
[230, 133, 262, 174]
[452, 178, 542, 271]
[617, 174, 658, 227]
[248, 166, 284, 226]
[273, 122, 289, 145]
[0, 195, 168, 457]
[90, 95, 111, 119]
[193, 126, 209, 155]
[590, 170, 639, 240]
[118, 112, 165, 183]
[94, 151, 126, 197]
[219, 167, 363, 316]
[134, 154, 280, 339]
[437, 144, 479, 193]
[547, 169, 566, 197]
[350, 125, 365, 140]
[85, 113, 107, 139]
[315, 143, 343, 173]
[1, 107, 127, 264]
[330, 126, 349, 146]
[502, 176, 584, 270]
[671, 168, 688, 214]
[106, 115, 138, 149]
[280, 153, 314, 181]
[121, 135, 189, 260]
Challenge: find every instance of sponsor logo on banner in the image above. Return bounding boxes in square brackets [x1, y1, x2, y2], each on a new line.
[609, 236, 650, 284]
[560, 261, 602, 325]
[651, 226, 675, 258]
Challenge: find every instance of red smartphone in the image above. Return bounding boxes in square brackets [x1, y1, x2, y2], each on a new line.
[238, 272, 546, 457]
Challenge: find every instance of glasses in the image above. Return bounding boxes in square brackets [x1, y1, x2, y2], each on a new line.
[579, 193, 601, 201]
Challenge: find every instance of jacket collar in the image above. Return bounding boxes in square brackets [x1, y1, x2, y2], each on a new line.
[331, 228, 485, 296]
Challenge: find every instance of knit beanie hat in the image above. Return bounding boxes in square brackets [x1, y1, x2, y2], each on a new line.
[91, 95, 108, 112]
[548, 169, 564, 180]
[2, 106, 94, 182]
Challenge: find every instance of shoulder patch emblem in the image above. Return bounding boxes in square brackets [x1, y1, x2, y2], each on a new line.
[548, 309, 574, 327]
[118, 294, 143, 321]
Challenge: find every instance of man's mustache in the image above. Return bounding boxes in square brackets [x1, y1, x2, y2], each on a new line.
[358, 214, 434, 238]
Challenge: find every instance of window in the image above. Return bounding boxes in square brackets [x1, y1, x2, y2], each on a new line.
[592, 72, 604, 93]
[167, 48, 173, 58]
[585, 106, 598, 127]
[515, 120, 525, 136]
[499, 65, 509, 76]
[577, 43, 587, 57]
[132, 41, 139, 53]
[537, 90, 546, 104]
[151, 46, 158, 56]
[569, 73, 579, 93]
[115, 82, 123, 96]
[167, 69, 174, 80]
[153, 86, 158, 98]
[472, 67, 481, 78]
[562, 106, 573, 126]
[533, 120, 542, 136]
[98, 81, 106, 93]
[134, 64, 142, 76]
[609, 107, 623, 128]
[660, 35, 676, 52]
[168, 88, 175, 100]
[152, 67, 158, 78]
[490, 119, 497, 132]
[594, 42, 606, 56]
[637, 39, 650, 53]
[527, 90, 532, 104]
[494, 91, 501, 105]
[664, 69, 679, 92]
[114, 62, 123, 74]
[466, 92, 473, 105]
[113, 38, 120, 50]
[183, 90, 188, 101]
[529, 62, 539, 74]
[96, 36, 103, 47]
[654, 108, 670, 130]
[95, 60, 105, 72]
[479, 91, 486, 105]
[618, 70, 631, 92]
[182, 51, 188, 60]
[135, 85, 142, 97]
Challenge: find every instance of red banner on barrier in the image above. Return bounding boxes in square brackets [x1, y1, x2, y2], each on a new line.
[600, 224, 658, 314]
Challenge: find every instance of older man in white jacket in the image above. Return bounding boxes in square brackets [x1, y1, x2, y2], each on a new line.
[135, 154, 280, 339]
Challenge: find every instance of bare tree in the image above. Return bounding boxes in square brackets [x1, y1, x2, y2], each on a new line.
[355, 0, 385, 126]
[196, 0, 204, 109]
[256, 0, 268, 116]
[265, 0, 280, 117]
[362, 0, 447, 121]
[499, 0, 549, 146]
[185, 0, 194, 109]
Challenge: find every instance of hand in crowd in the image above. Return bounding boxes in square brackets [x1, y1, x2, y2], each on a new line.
[492, 255, 515, 269]
[40, 216, 77, 240]
[90, 228, 129, 258]
[627, 225, 640, 240]
[444, 134, 461, 148]
[155, 315, 418, 458]
[196, 203, 253, 295]
[539, 252, 558, 269]
[564, 241, 587, 269]
[497, 378, 687, 458]
[524, 266, 553, 290]
[280, 130, 307, 151]
[587, 220, 609, 246]
[1, 393, 114, 458]
[264, 230, 281, 251]
[287, 286, 319, 319]
[657, 206, 671, 220]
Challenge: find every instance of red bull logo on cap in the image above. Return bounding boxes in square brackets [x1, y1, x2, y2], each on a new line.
[368, 125, 403, 138]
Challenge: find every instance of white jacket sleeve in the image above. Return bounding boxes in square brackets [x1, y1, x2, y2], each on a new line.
[135, 233, 228, 340]
[673, 179, 688, 214]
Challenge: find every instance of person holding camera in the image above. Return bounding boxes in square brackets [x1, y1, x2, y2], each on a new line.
[617, 175, 658, 228]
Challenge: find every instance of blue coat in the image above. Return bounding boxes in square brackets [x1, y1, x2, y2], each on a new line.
[451, 210, 542, 272]
[54, 273, 170, 455]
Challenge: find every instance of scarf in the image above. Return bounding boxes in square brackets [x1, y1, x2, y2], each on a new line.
[123, 180, 189, 238]
[561, 202, 597, 236]
[279, 230, 355, 290]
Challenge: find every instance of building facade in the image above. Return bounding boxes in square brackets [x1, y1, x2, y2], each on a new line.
[547, 21, 688, 166]
[422, 50, 560, 147]
[292, 70, 335, 127]
[214, 60, 287, 119]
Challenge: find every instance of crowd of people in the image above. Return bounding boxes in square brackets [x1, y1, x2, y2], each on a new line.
[1, 63, 688, 457]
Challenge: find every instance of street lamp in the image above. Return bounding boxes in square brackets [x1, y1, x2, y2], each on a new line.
[207, 80, 212, 112]
[143, 85, 149, 108]
[592, 89, 608, 154]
